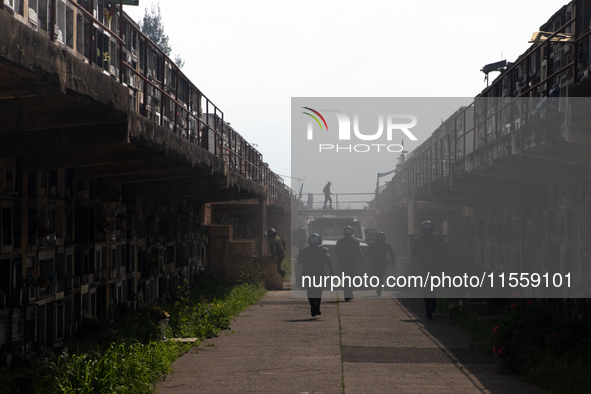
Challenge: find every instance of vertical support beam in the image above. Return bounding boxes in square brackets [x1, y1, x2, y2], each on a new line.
[160, 55, 165, 126]
[118, 0, 123, 83]
[408, 198, 418, 264]
[142, 37, 148, 117]
[574, 0, 581, 84]
[408, 198, 418, 235]
[50, 0, 56, 42]
[133, 240, 138, 308]
[21, 171, 28, 284]
[173, 67, 179, 135]
[259, 195, 267, 257]
[546, 39, 551, 97]
[89, 0, 94, 66]
[72, 0, 77, 52]
[105, 210, 111, 315]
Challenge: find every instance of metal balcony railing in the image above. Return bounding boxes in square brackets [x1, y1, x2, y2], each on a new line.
[379, 0, 591, 207]
[1, 0, 290, 202]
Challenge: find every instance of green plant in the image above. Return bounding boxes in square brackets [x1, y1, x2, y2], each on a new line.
[437, 297, 591, 393]
[527, 352, 591, 394]
[41, 341, 191, 394]
[111, 306, 161, 344]
[0, 276, 267, 394]
[437, 298, 497, 351]
[168, 277, 265, 339]
[491, 299, 587, 372]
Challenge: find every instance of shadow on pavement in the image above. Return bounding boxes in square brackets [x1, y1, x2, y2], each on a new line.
[283, 318, 321, 323]
[394, 297, 544, 394]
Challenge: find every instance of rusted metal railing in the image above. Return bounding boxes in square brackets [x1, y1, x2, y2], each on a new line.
[380, 0, 589, 207]
[2, 0, 289, 201]
[300, 193, 375, 210]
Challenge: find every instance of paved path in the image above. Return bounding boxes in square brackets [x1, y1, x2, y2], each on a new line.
[157, 286, 546, 393]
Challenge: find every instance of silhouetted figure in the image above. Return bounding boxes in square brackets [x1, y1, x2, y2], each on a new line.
[297, 233, 334, 317]
[323, 182, 333, 209]
[411, 221, 446, 319]
[335, 226, 362, 301]
[364, 231, 396, 296]
[292, 226, 307, 253]
[268, 228, 286, 277]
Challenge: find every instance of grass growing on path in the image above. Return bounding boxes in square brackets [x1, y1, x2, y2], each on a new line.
[1, 278, 266, 394]
[42, 341, 192, 394]
[169, 277, 267, 339]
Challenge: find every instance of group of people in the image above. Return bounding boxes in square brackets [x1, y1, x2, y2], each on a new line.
[291, 220, 446, 319]
[297, 225, 397, 316]
[268, 183, 445, 319]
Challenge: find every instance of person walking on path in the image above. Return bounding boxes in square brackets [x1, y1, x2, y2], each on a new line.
[411, 220, 446, 319]
[297, 233, 334, 317]
[292, 226, 307, 254]
[323, 182, 333, 209]
[364, 231, 396, 296]
[335, 225, 362, 301]
[267, 228, 287, 277]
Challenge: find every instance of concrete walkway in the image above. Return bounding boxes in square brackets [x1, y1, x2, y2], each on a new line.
[157, 285, 546, 393]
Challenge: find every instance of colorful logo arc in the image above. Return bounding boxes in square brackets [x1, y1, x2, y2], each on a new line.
[302, 107, 329, 131]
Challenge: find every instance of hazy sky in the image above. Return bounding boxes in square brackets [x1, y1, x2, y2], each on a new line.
[124, 1, 568, 191]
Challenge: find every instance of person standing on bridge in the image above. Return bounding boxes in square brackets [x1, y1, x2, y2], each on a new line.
[411, 221, 446, 320]
[267, 228, 287, 277]
[364, 231, 396, 296]
[323, 181, 333, 209]
[297, 233, 334, 317]
[335, 226, 362, 301]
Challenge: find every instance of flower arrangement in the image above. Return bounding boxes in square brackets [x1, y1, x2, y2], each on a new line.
[103, 4, 117, 25]
[149, 306, 170, 320]
[24, 268, 39, 287]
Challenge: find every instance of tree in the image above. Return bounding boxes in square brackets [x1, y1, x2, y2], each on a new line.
[174, 55, 185, 69]
[140, 4, 185, 69]
[140, 3, 171, 56]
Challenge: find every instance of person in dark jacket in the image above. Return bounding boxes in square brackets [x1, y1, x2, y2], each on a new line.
[411, 221, 446, 319]
[364, 231, 396, 296]
[267, 228, 286, 277]
[292, 226, 307, 253]
[297, 233, 334, 317]
[323, 182, 333, 209]
[335, 226, 362, 301]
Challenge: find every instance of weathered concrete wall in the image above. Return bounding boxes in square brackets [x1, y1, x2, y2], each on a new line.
[0, 10, 128, 134]
[207, 225, 282, 289]
[472, 181, 591, 298]
[268, 207, 291, 256]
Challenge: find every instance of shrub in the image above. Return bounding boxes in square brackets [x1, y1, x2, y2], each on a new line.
[491, 299, 589, 373]
[42, 341, 191, 394]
